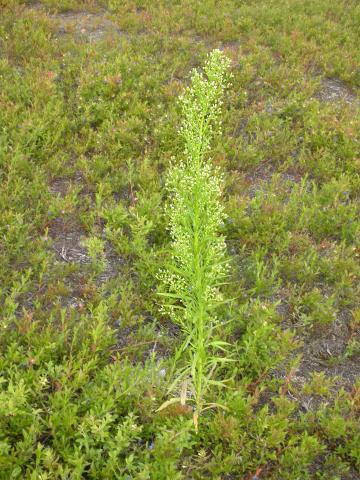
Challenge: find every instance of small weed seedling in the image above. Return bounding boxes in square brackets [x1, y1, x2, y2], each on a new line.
[83, 236, 108, 277]
[158, 50, 232, 430]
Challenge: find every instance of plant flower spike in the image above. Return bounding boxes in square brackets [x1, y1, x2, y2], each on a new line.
[158, 50, 232, 431]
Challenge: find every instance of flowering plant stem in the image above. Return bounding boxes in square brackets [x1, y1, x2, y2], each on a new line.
[158, 50, 232, 431]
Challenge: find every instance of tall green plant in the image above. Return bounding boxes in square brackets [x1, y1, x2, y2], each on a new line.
[158, 50, 232, 430]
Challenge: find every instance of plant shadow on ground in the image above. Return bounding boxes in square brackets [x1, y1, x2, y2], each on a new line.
[0, 0, 359, 479]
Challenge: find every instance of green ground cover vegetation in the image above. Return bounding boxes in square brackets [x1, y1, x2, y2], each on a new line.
[0, 0, 359, 478]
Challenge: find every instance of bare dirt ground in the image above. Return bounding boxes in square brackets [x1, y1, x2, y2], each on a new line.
[28, 3, 122, 42]
[51, 11, 122, 42]
[316, 77, 360, 107]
